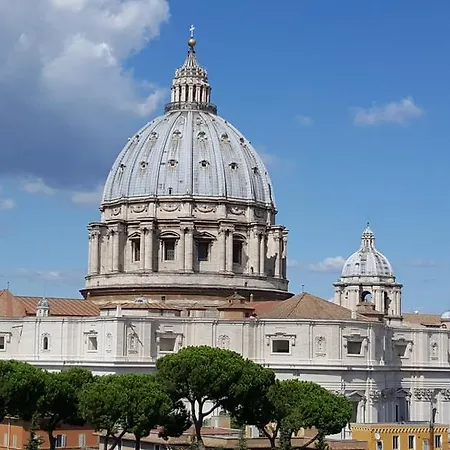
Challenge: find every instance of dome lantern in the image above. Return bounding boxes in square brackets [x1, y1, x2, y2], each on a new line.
[165, 25, 216, 115]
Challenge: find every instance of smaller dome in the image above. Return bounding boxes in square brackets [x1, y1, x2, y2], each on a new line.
[341, 224, 394, 278]
[441, 310, 450, 320]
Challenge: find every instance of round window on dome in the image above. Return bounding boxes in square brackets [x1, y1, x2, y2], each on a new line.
[229, 162, 238, 170]
[200, 160, 210, 168]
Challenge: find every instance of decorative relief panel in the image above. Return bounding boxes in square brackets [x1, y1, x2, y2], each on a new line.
[160, 203, 181, 212]
[105, 333, 113, 353]
[131, 203, 148, 214]
[315, 335, 326, 356]
[112, 207, 122, 217]
[228, 206, 245, 216]
[441, 389, 450, 401]
[217, 334, 230, 349]
[195, 203, 217, 213]
[413, 388, 434, 401]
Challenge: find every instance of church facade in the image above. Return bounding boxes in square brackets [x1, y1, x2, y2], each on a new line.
[0, 29, 450, 428]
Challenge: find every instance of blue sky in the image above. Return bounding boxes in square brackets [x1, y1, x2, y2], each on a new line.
[0, 0, 449, 313]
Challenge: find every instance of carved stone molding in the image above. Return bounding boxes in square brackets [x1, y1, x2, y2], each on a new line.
[112, 207, 122, 216]
[195, 203, 217, 213]
[413, 388, 434, 402]
[440, 389, 450, 401]
[131, 203, 148, 214]
[228, 206, 245, 216]
[369, 390, 381, 402]
[315, 335, 326, 356]
[160, 202, 181, 213]
[382, 388, 396, 399]
[217, 334, 230, 349]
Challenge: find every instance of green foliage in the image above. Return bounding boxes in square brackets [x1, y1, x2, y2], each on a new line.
[156, 346, 274, 446]
[79, 373, 190, 449]
[24, 431, 44, 450]
[0, 360, 46, 422]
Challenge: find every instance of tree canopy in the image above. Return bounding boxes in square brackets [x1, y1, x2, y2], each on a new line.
[234, 379, 353, 450]
[156, 345, 275, 448]
[79, 373, 190, 450]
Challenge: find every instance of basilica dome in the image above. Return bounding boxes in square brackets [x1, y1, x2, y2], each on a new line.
[84, 28, 290, 305]
[341, 225, 394, 278]
[102, 36, 274, 207]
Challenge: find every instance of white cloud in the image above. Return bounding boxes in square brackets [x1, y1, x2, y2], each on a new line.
[22, 178, 56, 195]
[0, 0, 170, 188]
[408, 258, 438, 268]
[308, 256, 346, 273]
[287, 259, 300, 268]
[352, 97, 423, 126]
[294, 115, 313, 127]
[0, 198, 15, 210]
[70, 185, 103, 206]
[11, 268, 83, 284]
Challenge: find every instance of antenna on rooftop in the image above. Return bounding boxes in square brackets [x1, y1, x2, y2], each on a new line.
[301, 284, 305, 293]
[6, 281, 10, 291]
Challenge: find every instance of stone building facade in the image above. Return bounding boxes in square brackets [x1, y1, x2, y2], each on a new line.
[0, 28, 449, 431]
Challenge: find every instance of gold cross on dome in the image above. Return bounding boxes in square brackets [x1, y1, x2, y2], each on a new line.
[189, 24, 195, 38]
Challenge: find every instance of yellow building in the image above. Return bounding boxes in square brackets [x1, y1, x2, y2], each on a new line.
[352, 423, 448, 450]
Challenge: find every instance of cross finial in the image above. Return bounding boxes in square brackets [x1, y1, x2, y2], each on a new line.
[189, 24, 195, 38]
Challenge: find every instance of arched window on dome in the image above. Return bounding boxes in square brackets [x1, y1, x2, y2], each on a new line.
[129, 233, 141, 263]
[232, 234, 246, 267]
[160, 232, 180, 262]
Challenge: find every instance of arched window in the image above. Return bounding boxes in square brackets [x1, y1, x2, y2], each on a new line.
[232, 235, 245, 265]
[42, 335, 49, 351]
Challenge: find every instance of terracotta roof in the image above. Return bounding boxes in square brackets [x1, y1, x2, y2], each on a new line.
[0, 290, 26, 317]
[100, 302, 181, 310]
[256, 292, 369, 321]
[403, 313, 442, 327]
[252, 301, 281, 316]
[0, 290, 100, 317]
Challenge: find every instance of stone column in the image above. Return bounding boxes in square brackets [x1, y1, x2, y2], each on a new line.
[90, 230, 100, 275]
[178, 227, 186, 271]
[107, 230, 115, 273]
[184, 226, 194, 272]
[139, 229, 146, 271]
[274, 235, 282, 278]
[144, 225, 154, 272]
[218, 229, 226, 272]
[226, 230, 233, 272]
[259, 234, 266, 275]
[113, 229, 121, 272]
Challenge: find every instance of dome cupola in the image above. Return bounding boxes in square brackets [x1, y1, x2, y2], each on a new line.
[333, 224, 402, 319]
[341, 224, 394, 278]
[84, 26, 290, 306]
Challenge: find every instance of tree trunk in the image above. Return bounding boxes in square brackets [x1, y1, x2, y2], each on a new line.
[194, 420, 205, 450]
[48, 432, 56, 450]
[108, 430, 127, 450]
[104, 434, 109, 450]
[261, 428, 277, 450]
[134, 436, 141, 450]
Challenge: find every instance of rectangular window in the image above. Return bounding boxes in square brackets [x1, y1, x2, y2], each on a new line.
[55, 435, 67, 448]
[376, 441, 383, 450]
[12, 435, 17, 449]
[347, 341, 362, 355]
[232, 240, 243, 265]
[197, 241, 209, 261]
[272, 339, 290, 354]
[159, 337, 176, 353]
[0, 336, 5, 351]
[79, 433, 86, 448]
[88, 336, 98, 351]
[435, 435, 442, 449]
[4, 433, 8, 447]
[408, 435, 415, 450]
[132, 239, 141, 262]
[396, 343, 407, 357]
[422, 439, 429, 450]
[164, 239, 176, 261]
[392, 436, 399, 450]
